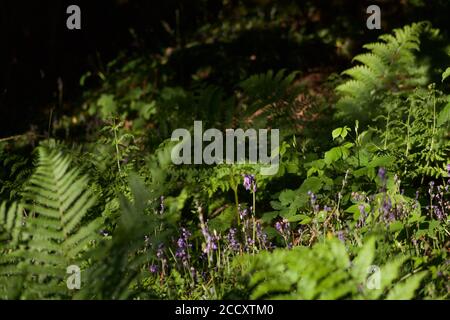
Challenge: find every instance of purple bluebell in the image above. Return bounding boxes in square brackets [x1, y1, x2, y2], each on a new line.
[337, 231, 345, 242]
[434, 207, 443, 220]
[358, 204, 366, 216]
[245, 237, 255, 251]
[175, 228, 192, 266]
[378, 167, 386, 181]
[200, 221, 219, 257]
[149, 264, 158, 274]
[239, 206, 248, 220]
[256, 222, 268, 249]
[275, 221, 282, 233]
[156, 243, 165, 259]
[275, 219, 290, 237]
[307, 191, 317, 205]
[243, 174, 257, 192]
[227, 228, 241, 252]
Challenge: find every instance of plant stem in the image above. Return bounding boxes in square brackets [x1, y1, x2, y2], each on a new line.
[234, 186, 240, 226]
[113, 118, 122, 174]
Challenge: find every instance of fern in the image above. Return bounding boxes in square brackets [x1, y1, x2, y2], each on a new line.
[244, 238, 427, 300]
[0, 202, 24, 299]
[374, 86, 450, 179]
[336, 22, 430, 121]
[238, 69, 300, 129]
[0, 146, 102, 299]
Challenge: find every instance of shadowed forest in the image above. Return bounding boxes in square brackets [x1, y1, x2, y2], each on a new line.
[0, 0, 449, 300]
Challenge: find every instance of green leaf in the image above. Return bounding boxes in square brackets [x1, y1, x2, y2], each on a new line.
[324, 144, 353, 164]
[332, 127, 350, 140]
[437, 101, 450, 126]
[299, 177, 323, 194]
[97, 94, 117, 118]
[389, 221, 404, 233]
[209, 207, 235, 233]
[442, 67, 450, 82]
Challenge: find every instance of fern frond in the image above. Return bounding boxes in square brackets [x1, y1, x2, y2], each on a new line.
[0, 202, 25, 299]
[17, 146, 101, 299]
[336, 22, 430, 121]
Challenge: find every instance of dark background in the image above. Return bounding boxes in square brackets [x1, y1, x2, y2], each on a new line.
[1, 0, 449, 137]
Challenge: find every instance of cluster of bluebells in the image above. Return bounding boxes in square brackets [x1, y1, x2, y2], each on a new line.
[149, 243, 166, 275]
[227, 228, 241, 252]
[381, 195, 395, 222]
[307, 191, 320, 212]
[275, 218, 292, 248]
[235, 205, 271, 252]
[427, 181, 449, 221]
[200, 221, 219, 258]
[336, 230, 346, 243]
[378, 167, 386, 182]
[255, 221, 270, 249]
[243, 174, 257, 192]
[147, 165, 450, 284]
[357, 203, 367, 228]
[175, 228, 192, 266]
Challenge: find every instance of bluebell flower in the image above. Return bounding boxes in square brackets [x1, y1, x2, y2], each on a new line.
[239, 205, 248, 220]
[175, 228, 192, 266]
[227, 228, 241, 252]
[255, 222, 268, 249]
[378, 167, 386, 180]
[275, 219, 290, 237]
[243, 174, 257, 192]
[149, 264, 158, 274]
[307, 190, 317, 204]
[337, 231, 345, 243]
[358, 203, 366, 216]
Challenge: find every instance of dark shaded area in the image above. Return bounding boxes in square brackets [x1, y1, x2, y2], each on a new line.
[0, 0, 180, 136]
[1, 0, 449, 137]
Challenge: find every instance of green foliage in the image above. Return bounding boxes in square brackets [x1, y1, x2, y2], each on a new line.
[0, 146, 102, 299]
[0, 202, 24, 298]
[373, 86, 450, 179]
[77, 174, 170, 299]
[244, 238, 427, 300]
[1, 16, 449, 300]
[442, 68, 450, 82]
[336, 22, 430, 121]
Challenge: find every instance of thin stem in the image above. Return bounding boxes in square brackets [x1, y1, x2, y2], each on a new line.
[113, 118, 122, 174]
[234, 187, 240, 225]
[252, 191, 257, 253]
